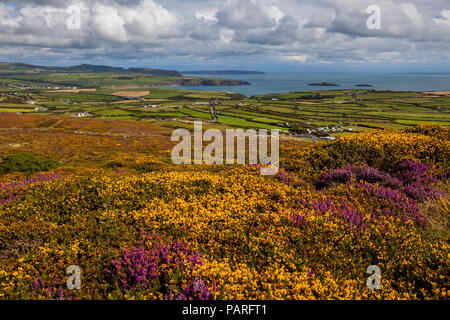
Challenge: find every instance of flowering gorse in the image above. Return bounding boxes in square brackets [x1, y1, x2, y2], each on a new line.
[0, 122, 448, 300]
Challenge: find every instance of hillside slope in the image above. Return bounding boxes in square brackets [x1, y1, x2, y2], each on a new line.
[0, 116, 448, 300]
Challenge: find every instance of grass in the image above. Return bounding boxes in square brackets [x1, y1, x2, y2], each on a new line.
[1, 83, 449, 135]
[217, 114, 288, 130]
[0, 108, 37, 113]
[179, 108, 212, 119]
[94, 109, 134, 116]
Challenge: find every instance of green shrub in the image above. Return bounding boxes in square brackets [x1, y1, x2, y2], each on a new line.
[0, 153, 61, 175]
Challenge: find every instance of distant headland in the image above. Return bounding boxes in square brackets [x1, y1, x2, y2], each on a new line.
[0, 62, 251, 87]
[183, 70, 266, 75]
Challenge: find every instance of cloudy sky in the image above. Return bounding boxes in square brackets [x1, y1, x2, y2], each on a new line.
[0, 0, 449, 72]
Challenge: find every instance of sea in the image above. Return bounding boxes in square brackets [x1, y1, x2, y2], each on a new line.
[168, 72, 450, 97]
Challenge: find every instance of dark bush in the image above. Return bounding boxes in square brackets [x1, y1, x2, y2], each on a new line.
[0, 153, 61, 175]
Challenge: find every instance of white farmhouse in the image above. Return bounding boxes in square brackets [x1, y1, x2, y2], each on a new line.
[74, 111, 89, 117]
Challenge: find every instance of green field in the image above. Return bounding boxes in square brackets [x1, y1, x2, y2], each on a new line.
[1, 68, 449, 136]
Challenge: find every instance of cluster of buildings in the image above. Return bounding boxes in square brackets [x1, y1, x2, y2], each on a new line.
[2, 83, 75, 90]
[288, 123, 354, 141]
[317, 126, 352, 133]
[1, 83, 41, 90]
[305, 125, 353, 134]
[74, 111, 89, 117]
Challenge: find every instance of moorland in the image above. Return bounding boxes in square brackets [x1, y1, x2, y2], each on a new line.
[0, 64, 449, 300]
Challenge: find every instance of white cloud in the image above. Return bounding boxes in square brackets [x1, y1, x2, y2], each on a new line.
[0, 0, 448, 69]
[262, 5, 285, 26]
[195, 9, 218, 22]
[120, 0, 179, 39]
[92, 5, 128, 42]
[0, 3, 20, 28]
[434, 9, 450, 26]
[216, 0, 282, 29]
[219, 28, 235, 44]
[283, 54, 308, 62]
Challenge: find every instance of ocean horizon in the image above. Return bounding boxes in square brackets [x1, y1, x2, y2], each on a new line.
[171, 72, 450, 97]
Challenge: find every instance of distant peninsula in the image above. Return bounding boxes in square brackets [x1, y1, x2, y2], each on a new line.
[183, 70, 266, 75]
[0, 62, 250, 88]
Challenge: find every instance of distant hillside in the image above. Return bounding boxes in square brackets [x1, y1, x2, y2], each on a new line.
[0, 62, 182, 77]
[183, 70, 265, 75]
[0, 62, 250, 88]
[128, 68, 181, 77]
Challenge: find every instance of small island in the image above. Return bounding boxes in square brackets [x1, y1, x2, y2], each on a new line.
[355, 84, 373, 87]
[308, 82, 340, 86]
